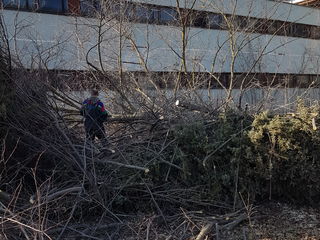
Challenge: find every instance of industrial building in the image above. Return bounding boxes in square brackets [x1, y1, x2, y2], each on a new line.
[1, 0, 320, 90]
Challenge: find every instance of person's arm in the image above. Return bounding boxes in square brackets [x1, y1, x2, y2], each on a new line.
[97, 101, 111, 121]
[80, 99, 88, 116]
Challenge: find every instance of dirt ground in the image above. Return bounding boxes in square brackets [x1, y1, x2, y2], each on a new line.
[117, 202, 320, 240]
[221, 202, 320, 240]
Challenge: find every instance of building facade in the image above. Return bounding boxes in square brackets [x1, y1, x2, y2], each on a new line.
[1, 0, 320, 89]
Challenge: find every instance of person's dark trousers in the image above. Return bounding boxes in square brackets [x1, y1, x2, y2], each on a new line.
[86, 124, 108, 148]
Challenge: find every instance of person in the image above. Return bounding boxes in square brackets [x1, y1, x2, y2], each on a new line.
[80, 89, 110, 148]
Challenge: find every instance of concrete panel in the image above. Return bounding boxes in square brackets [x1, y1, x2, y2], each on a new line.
[2, 1, 320, 74]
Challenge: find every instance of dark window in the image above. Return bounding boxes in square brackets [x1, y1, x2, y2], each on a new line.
[2, 0, 67, 12]
[193, 13, 206, 28]
[80, 0, 100, 16]
[2, 0, 28, 8]
[123, 3, 135, 20]
[109, 2, 122, 19]
[235, 16, 249, 29]
[149, 7, 160, 23]
[285, 23, 294, 36]
[272, 21, 286, 35]
[28, 0, 68, 12]
[207, 13, 222, 29]
[283, 22, 294, 36]
[265, 20, 277, 34]
[292, 24, 310, 38]
[283, 22, 307, 37]
[310, 26, 320, 39]
[135, 5, 158, 23]
[159, 8, 177, 24]
[247, 18, 266, 33]
[38, 0, 67, 12]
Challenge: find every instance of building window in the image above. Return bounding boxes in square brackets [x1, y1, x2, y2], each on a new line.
[80, 0, 100, 16]
[310, 26, 320, 39]
[291, 24, 311, 38]
[265, 20, 277, 34]
[123, 3, 135, 21]
[159, 8, 177, 24]
[134, 5, 157, 23]
[37, 0, 67, 12]
[2, 0, 28, 8]
[207, 13, 223, 29]
[107, 2, 121, 19]
[193, 13, 206, 28]
[235, 16, 249, 29]
[271, 21, 286, 35]
[1, 0, 67, 12]
[148, 7, 160, 23]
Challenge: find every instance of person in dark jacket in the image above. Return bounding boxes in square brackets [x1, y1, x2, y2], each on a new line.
[80, 89, 110, 146]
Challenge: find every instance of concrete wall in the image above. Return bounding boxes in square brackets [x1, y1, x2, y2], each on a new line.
[2, 0, 320, 74]
[69, 87, 320, 113]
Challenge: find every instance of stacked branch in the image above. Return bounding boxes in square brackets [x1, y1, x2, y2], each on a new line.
[1, 69, 253, 239]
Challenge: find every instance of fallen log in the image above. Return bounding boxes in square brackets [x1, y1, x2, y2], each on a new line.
[195, 223, 214, 240]
[194, 212, 248, 240]
[96, 158, 150, 173]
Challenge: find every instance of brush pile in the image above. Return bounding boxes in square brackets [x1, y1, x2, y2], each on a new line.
[1, 72, 320, 239]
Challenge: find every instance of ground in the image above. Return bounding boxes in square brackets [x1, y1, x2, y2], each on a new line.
[115, 202, 320, 240]
[221, 202, 320, 240]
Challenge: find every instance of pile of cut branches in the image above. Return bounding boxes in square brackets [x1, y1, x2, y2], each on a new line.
[2, 71, 320, 239]
[0, 73, 256, 239]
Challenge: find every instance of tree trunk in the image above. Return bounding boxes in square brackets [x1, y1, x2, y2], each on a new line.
[0, 16, 12, 135]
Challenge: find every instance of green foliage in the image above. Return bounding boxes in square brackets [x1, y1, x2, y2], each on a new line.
[248, 101, 320, 203]
[168, 111, 256, 203]
[153, 102, 320, 205]
[174, 122, 208, 181]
